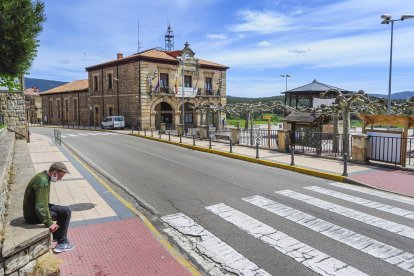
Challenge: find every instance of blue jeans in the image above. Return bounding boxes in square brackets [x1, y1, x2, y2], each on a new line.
[49, 204, 71, 244]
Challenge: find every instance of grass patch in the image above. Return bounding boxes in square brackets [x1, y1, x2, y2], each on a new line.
[0, 123, 5, 129]
[30, 251, 62, 276]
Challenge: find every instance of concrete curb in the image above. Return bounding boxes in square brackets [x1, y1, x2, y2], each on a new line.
[129, 133, 346, 183]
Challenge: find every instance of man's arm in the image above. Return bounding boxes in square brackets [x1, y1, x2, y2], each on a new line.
[34, 184, 53, 227]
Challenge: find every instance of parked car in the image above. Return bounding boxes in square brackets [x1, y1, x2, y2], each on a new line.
[101, 116, 125, 129]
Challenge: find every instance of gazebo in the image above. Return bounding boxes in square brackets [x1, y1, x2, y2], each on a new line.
[283, 79, 352, 108]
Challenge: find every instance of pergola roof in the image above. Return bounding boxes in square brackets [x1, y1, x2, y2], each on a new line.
[359, 114, 414, 128]
[284, 112, 322, 123]
[283, 79, 352, 94]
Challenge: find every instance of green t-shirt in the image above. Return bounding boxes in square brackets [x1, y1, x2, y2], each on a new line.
[23, 171, 53, 227]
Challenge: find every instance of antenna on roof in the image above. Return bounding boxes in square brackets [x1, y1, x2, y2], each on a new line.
[137, 20, 142, 53]
[165, 20, 174, 51]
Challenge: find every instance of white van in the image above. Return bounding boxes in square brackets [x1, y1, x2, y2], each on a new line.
[101, 116, 125, 129]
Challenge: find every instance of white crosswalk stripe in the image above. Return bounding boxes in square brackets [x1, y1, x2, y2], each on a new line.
[276, 190, 414, 240]
[329, 182, 414, 206]
[162, 213, 271, 276]
[304, 186, 414, 219]
[206, 203, 367, 276]
[243, 195, 414, 273]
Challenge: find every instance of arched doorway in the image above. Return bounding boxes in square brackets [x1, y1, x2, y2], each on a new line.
[154, 102, 174, 129]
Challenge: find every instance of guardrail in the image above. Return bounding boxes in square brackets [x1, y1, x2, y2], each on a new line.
[54, 129, 61, 146]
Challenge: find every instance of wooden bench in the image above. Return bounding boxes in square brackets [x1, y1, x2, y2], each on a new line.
[215, 134, 231, 143]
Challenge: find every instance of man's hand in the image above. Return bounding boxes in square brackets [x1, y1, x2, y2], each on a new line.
[49, 223, 59, 233]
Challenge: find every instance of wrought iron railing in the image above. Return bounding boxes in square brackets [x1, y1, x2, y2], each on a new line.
[292, 131, 351, 158]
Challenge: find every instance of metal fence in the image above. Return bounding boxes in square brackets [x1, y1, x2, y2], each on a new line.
[239, 128, 278, 149]
[368, 136, 414, 167]
[292, 131, 351, 158]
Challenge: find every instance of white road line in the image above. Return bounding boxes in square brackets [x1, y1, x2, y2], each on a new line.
[329, 182, 414, 206]
[206, 203, 367, 276]
[60, 135, 67, 138]
[276, 190, 414, 240]
[66, 134, 78, 137]
[305, 186, 414, 219]
[244, 195, 414, 273]
[78, 133, 89, 136]
[162, 213, 271, 276]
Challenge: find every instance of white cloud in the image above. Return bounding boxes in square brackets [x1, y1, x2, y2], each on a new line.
[258, 41, 271, 47]
[228, 10, 291, 33]
[206, 33, 227, 40]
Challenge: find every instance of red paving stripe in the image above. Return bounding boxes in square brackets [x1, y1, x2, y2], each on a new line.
[57, 218, 192, 276]
[350, 170, 414, 197]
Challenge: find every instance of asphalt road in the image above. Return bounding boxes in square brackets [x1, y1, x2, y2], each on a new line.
[31, 127, 414, 276]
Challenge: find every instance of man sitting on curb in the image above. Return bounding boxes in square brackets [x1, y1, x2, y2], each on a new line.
[23, 162, 74, 253]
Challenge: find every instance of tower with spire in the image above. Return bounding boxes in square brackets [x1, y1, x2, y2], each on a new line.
[165, 23, 174, 51]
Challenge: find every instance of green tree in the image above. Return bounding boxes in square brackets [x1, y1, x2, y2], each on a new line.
[0, 0, 46, 90]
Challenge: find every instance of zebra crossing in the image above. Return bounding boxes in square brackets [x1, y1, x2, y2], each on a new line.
[161, 183, 414, 275]
[60, 132, 119, 138]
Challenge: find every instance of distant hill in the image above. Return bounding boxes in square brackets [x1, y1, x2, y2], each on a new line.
[369, 91, 414, 100]
[24, 77, 68, 92]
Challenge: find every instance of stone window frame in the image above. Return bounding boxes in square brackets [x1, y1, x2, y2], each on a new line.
[49, 99, 53, 119]
[93, 73, 99, 91]
[106, 70, 114, 90]
[57, 99, 61, 119]
[73, 98, 78, 121]
[64, 98, 69, 122]
[108, 105, 114, 116]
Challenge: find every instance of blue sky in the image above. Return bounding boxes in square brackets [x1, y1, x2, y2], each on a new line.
[29, 0, 414, 97]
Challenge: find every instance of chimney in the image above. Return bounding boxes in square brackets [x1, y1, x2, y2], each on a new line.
[117, 53, 123, 59]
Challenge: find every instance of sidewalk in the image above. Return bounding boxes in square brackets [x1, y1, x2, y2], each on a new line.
[123, 130, 414, 198]
[28, 133, 199, 276]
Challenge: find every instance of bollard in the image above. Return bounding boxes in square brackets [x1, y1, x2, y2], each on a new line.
[131, 126, 134, 134]
[138, 129, 140, 135]
[342, 153, 348, 176]
[144, 130, 146, 136]
[193, 134, 195, 146]
[291, 144, 295, 166]
[209, 137, 212, 149]
[180, 134, 182, 143]
[230, 139, 233, 153]
[256, 142, 259, 158]
[151, 129, 153, 137]
[159, 131, 161, 139]
[169, 132, 171, 141]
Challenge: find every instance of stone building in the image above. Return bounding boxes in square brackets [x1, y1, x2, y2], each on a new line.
[24, 87, 42, 124]
[41, 43, 229, 130]
[85, 43, 229, 130]
[41, 80, 89, 125]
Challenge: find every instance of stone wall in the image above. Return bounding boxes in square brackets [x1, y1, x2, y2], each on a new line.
[0, 92, 28, 139]
[1, 140, 51, 275]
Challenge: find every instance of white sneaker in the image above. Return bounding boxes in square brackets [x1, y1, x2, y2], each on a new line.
[53, 242, 75, 253]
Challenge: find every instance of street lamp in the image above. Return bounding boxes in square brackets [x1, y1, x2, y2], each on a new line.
[177, 56, 186, 132]
[280, 74, 293, 92]
[381, 14, 414, 114]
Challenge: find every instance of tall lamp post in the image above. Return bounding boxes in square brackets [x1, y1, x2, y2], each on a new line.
[177, 56, 186, 132]
[381, 14, 414, 114]
[280, 74, 293, 92]
[281, 74, 293, 109]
